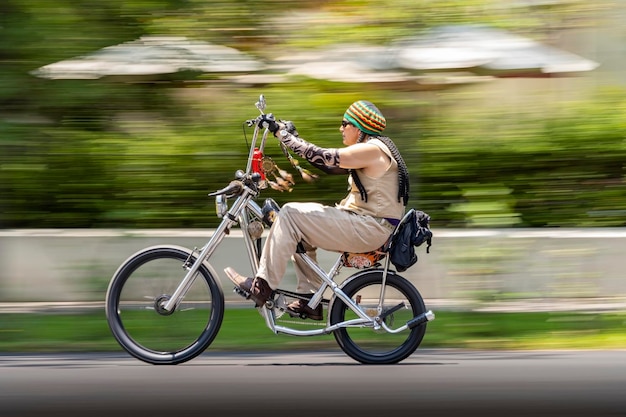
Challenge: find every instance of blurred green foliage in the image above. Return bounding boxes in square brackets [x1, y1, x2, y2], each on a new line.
[1, 0, 624, 228]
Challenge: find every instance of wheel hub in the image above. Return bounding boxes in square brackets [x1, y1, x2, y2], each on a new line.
[154, 294, 175, 316]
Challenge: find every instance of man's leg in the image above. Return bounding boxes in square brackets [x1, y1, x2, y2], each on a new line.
[293, 244, 323, 294]
[257, 202, 390, 289]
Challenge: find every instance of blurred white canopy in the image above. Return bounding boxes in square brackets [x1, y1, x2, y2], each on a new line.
[395, 25, 599, 76]
[276, 44, 408, 83]
[32, 36, 264, 80]
[277, 25, 598, 86]
[33, 26, 598, 85]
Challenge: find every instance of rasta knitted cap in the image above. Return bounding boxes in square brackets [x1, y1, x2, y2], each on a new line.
[343, 100, 386, 136]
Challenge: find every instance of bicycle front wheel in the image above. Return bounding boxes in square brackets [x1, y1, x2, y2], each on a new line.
[105, 245, 224, 365]
[329, 270, 427, 364]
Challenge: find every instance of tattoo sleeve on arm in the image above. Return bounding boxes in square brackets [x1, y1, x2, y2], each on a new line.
[308, 158, 349, 175]
[279, 132, 341, 169]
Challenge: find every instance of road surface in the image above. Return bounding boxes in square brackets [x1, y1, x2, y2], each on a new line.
[1, 350, 625, 417]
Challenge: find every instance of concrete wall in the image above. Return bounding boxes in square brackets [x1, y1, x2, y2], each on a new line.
[2, 228, 625, 307]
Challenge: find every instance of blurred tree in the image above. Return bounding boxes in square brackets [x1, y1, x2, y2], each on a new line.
[1, 0, 623, 228]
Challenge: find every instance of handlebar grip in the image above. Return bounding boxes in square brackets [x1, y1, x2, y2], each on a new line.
[208, 181, 244, 197]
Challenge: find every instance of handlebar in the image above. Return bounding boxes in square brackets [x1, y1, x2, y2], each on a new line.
[208, 94, 318, 202]
[208, 181, 244, 198]
[245, 113, 276, 130]
[209, 170, 264, 197]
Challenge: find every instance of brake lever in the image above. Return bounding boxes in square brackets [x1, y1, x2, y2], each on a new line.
[245, 113, 271, 128]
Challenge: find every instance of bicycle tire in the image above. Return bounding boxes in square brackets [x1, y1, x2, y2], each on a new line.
[105, 245, 224, 365]
[329, 270, 427, 364]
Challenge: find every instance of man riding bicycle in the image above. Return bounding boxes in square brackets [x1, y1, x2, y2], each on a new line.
[226, 100, 410, 320]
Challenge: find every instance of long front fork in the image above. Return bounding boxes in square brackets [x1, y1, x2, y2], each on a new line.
[161, 191, 261, 313]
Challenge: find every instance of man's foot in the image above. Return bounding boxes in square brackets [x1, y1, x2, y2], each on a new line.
[286, 299, 323, 321]
[224, 267, 273, 307]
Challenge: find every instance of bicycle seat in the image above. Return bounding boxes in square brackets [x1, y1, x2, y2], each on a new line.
[341, 230, 396, 269]
[341, 248, 387, 269]
[340, 209, 419, 269]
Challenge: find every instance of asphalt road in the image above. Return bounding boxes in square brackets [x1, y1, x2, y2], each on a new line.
[2, 350, 625, 417]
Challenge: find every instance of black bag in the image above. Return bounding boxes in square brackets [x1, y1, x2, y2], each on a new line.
[389, 209, 433, 272]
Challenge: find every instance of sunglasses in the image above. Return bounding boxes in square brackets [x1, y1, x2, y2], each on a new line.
[341, 120, 353, 128]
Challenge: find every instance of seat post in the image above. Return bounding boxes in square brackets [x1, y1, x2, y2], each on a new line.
[376, 255, 392, 314]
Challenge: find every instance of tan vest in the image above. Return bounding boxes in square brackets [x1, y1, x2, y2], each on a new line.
[337, 138, 405, 220]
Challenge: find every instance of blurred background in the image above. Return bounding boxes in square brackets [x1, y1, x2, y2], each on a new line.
[1, 0, 625, 307]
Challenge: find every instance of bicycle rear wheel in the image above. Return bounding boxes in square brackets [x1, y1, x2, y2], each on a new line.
[105, 245, 224, 364]
[329, 270, 427, 364]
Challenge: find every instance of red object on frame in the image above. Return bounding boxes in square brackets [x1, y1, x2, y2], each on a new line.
[252, 148, 265, 179]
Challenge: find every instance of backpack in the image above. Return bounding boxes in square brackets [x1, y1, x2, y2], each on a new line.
[388, 209, 433, 272]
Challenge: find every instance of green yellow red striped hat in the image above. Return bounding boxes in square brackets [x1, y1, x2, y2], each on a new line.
[343, 100, 386, 135]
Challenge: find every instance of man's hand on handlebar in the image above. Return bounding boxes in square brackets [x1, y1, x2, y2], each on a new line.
[259, 114, 280, 134]
[259, 114, 298, 137]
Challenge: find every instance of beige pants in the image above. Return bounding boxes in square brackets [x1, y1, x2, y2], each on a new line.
[256, 202, 392, 293]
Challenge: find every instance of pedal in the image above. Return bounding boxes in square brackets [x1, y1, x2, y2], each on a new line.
[233, 287, 251, 300]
